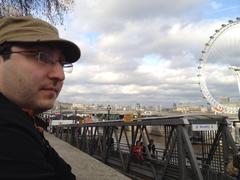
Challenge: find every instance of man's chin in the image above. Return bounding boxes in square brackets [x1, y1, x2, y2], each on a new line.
[34, 100, 55, 114]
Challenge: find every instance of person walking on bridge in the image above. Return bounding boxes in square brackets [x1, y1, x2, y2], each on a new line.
[0, 16, 81, 180]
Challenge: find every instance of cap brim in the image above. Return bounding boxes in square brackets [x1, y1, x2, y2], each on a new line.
[46, 39, 81, 63]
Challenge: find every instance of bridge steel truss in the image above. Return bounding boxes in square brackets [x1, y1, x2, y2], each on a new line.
[52, 115, 237, 180]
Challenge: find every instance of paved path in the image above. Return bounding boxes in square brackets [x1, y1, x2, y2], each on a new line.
[44, 132, 131, 180]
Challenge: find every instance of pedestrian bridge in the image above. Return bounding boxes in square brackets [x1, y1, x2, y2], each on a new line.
[52, 115, 238, 180]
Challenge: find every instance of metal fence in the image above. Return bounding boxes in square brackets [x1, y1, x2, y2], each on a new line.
[52, 115, 237, 180]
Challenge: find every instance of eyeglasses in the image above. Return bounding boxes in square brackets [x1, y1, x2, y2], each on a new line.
[3, 50, 73, 73]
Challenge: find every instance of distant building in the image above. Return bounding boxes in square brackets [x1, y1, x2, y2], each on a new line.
[219, 96, 230, 104]
[72, 103, 86, 110]
[175, 103, 209, 113]
[173, 103, 177, 110]
[217, 96, 240, 114]
[53, 101, 72, 110]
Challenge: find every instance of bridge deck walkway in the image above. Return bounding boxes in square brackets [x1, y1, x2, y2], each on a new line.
[44, 132, 131, 180]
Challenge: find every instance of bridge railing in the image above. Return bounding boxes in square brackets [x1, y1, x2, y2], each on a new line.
[52, 115, 236, 180]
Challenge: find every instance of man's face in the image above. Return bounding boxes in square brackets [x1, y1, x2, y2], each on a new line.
[0, 44, 65, 113]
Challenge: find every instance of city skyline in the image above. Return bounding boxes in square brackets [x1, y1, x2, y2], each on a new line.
[52, 0, 240, 107]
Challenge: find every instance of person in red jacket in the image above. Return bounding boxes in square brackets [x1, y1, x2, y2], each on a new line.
[132, 140, 144, 161]
[0, 16, 80, 179]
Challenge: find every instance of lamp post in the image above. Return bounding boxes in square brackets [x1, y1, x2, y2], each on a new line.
[60, 104, 62, 119]
[107, 105, 111, 120]
[74, 107, 78, 124]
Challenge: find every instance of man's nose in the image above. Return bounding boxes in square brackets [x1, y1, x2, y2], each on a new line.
[48, 63, 65, 81]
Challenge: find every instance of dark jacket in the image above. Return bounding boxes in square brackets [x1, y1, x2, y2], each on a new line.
[0, 93, 76, 180]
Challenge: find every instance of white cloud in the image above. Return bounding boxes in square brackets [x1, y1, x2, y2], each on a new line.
[57, 0, 240, 106]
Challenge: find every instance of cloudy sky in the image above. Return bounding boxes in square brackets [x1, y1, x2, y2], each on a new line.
[56, 0, 240, 107]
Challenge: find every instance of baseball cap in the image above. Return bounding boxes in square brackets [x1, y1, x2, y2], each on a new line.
[0, 16, 81, 63]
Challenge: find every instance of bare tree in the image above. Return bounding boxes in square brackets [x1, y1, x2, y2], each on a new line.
[0, 0, 74, 24]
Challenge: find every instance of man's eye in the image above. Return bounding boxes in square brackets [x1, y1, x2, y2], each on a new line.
[38, 52, 52, 64]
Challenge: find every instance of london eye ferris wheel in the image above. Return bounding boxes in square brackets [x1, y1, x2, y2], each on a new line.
[198, 17, 240, 114]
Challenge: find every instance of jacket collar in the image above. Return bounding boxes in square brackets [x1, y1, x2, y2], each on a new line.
[0, 93, 34, 117]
